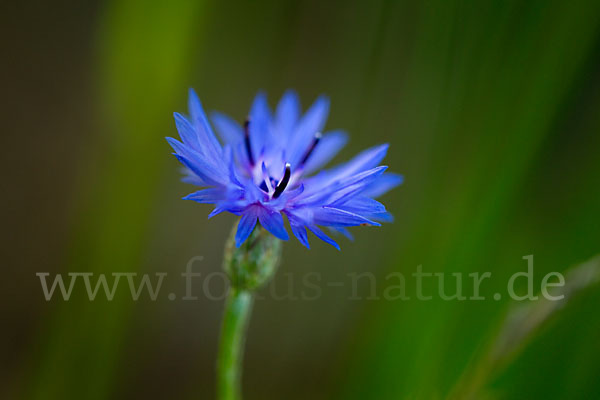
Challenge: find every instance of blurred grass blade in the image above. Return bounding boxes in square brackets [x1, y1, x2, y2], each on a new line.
[449, 254, 600, 400]
[342, 0, 600, 398]
[26, 1, 205, 399]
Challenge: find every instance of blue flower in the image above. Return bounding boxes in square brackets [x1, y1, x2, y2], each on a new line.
[167, 89, 403, 249]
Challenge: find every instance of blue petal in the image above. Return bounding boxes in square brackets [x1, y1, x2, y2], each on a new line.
[235, 211, 258, 247]
[173, 112, 199, 149]
[208, 205, 228, 219]
[166, 136, 190, 156]
[182, 175, 205, 186]
[243, 179, 268, 203]
[209, 201, 246, 219]
[172, 152, 226, 186]
[275, 90, 300, 138]
[362, 173, 404, 198]
[299, 166, 387, 206]
[181, 167, 206, 186]
[223, 145, 244, 187]
[167, 135, 228, 178]
[330, 227, 354, 241]
[210, 111, 243, 145]
[329, 143, 389, 179]
[279, 183, 305, 200]
[183, 188, 225, 203]
[290, 222, 310, 249]
[174, 154, 218, 186]
[335, 165, 388, 186]
[313, 207, 381, 227]
[323, 166, 388, 204]
[370, 211, 394, 222]
[249, 92, 272, 157]
[256, 206, 289, 241]
[332, 196, 386, 214]
[188, 89, 223, 157]
[302, 130, 348, 174]
[308, 226, 340, 250]
[290, 95, 330, 165]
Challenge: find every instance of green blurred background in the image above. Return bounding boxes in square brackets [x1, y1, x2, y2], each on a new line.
[3, 0, 600, 399]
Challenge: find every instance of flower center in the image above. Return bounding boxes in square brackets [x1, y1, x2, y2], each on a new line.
[245, 119, 321, 199]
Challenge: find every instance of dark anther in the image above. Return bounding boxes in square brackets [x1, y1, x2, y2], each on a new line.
[244, 118, 255, 166]
[272, 163, 291, 199]
[300, 132, 322, 166]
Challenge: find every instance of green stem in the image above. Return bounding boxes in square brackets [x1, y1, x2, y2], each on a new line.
[217, 288, 254, 400]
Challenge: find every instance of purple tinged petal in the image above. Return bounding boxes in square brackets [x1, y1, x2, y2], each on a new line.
[235, 211, 258, 247]
[308, 226, 340, 250]
[256, 206, 289, 241]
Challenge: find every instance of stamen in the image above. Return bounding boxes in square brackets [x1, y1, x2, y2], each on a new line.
[272, 163, 291, 199]
[300, 132, 322, 166]
[244, 118, 255, 166]
[261, 162, 274, 193]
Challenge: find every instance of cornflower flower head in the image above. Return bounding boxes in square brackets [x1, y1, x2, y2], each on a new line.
[167, 89, 403, 249]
